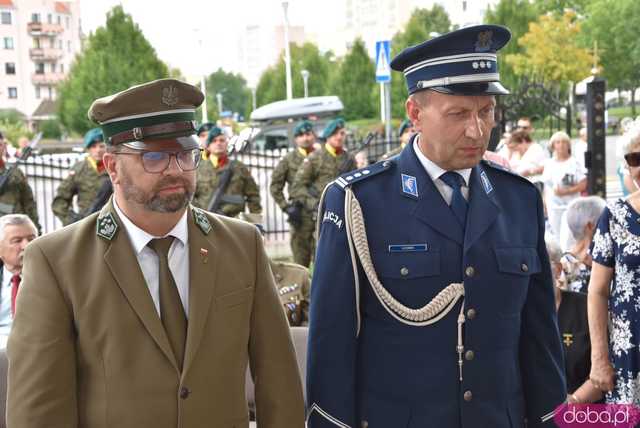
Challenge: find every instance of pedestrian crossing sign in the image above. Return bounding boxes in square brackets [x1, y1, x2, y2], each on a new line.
[375, 40, 391, 83]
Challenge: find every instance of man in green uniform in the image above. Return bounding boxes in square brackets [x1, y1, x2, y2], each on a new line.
[0, 135, 40, 233]
[52, 128, 109, 225]
[196, 122, 215, 149]
[270, 120, 316, 267]
[193, 126, 262, 217]
[379, 118, 415, 161]
[290, 118, 356, 226]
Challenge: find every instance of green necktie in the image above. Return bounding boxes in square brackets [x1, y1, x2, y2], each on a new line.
[148, 237, 187, 370]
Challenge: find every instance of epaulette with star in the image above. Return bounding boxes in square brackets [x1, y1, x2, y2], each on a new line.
[333, 158, 395, 191]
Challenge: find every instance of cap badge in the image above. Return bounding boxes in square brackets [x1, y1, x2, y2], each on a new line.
[475, 30, 493, 52]
[162, 85, 179, 107]
[96, 212, 119, 240]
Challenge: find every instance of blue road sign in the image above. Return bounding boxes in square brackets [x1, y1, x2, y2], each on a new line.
[375, 40, 391, 83]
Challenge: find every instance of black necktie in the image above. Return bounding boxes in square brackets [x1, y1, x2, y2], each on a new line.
[440, 171, 468, 228]
[148, 237, 187, 370]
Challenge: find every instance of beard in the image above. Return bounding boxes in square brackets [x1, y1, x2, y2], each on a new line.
[119, 168, 195, 213]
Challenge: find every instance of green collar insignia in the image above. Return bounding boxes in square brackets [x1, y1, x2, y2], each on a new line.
[192, 207, 212, 235]
[96, 212, 119, 240]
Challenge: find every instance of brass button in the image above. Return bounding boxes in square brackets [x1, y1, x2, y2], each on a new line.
[463, 390, 473, 401]
[400, 267, 409, 276]
[466, 308, 476, 320]
[465, 266, 475, 277]
[179, 386, 190, 399]
[465, 350, 475, 361]
[521, 263, 529, 273]
[361, 421, 369, 428]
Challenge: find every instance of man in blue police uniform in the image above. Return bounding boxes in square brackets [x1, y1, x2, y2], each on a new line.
[306, 25, 566, 428]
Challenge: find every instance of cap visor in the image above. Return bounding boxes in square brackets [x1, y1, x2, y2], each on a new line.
[430, 82, 509, 96]
[123, 135, 200, 151]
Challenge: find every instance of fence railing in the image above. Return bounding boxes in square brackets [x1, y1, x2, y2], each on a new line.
[16, 137, 402, 252]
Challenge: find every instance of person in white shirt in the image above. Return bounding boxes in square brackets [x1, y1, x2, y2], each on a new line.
[513, 117, 548, 187]
[542, 131, 587, 239]
[0, 214, 37, 336]
[574, 127, 588, 171]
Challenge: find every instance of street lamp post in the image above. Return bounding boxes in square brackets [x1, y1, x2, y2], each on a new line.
[194, 28, 207, 123]
[216, 92, 223, 118]
[282, 2, 293, 100]
[301, 69, 310, 98]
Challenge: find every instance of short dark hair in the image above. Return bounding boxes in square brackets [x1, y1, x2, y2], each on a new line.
[509, 129, 532, 144]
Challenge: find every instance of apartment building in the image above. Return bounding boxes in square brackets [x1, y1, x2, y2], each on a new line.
[0, 0, 81, 123]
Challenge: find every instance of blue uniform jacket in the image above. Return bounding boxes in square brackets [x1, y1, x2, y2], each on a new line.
[306, 141, 566, 428]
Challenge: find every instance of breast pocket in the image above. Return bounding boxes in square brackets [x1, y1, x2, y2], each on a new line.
[494, 247, 541, 277]
[215, 286, 254, 311]
[373, 250, 441, 279]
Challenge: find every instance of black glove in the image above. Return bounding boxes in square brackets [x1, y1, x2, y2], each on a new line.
[284, 202, 303, 227]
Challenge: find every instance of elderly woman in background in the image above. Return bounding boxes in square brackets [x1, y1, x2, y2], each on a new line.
[542, 131, 587, 239]
[589, 124, 640, 404]
[547, 239, 603, 404]
[561, 196, 606, 293]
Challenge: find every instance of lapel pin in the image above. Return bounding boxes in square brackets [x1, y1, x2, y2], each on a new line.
[200, 248, 208, 264]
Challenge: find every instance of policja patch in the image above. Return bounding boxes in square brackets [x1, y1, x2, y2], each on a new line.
[401, 174, 418, 198]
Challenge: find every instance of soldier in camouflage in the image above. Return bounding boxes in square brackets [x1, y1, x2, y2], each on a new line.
[290, 118, 356, 222]
[193, 126, 262, 217]
[196, 122, 215, 149]
[270, 120, 316, 267]
[379, 118, 415, 161]
[0, 134, 40, 233]
[52, 128, 109, 226]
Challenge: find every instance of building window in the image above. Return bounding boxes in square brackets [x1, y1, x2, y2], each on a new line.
[5, 63, 15, 75]
[8, 87, 17, 99]
[31, 13, 40, 23]
[3, 37, 13, 49]
[67, 40, 71, 52]
[57, 15, 61, 25]
[50, 63, 56, 73]
[65, 16, 69, 29]
[1, 11, 11, 25]
[47, 13, 52, 24]
[35, 63, 45, 74]
[35, 86, 40, 99]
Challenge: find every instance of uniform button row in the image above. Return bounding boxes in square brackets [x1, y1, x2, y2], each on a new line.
[463, 390, 473, 401]
[465, 266, 475, 277]
[466, 308, 476, 319]
[179, 386, 190, 399]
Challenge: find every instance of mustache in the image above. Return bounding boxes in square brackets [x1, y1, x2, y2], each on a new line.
[153, 177, 191, 192]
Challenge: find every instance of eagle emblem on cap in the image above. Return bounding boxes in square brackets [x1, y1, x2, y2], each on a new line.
[162, 85, 179, 107]
[475, 30, 493, 52]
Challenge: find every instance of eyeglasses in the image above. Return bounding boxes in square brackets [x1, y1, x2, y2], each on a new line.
[114, 148, 202, 173]
[625, 152, 640, 167]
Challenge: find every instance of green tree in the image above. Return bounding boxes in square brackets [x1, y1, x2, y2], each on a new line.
[506, 10, 592, 89]
[331, 38, 376, 120]
[583, 0, 640, 115]
[57, 6, 169, 134]
[255, 42, 331, 107]
[484, 0, 539, 92]
[534, 0, 594, 14]
[389, 5, 452, 117]
[203, 69, 250, 121]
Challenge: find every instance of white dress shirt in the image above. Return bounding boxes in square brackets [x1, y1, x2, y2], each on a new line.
[0, 266, 14, 331]
[114, 200, 190, 318]
[413, 137, 471, 204]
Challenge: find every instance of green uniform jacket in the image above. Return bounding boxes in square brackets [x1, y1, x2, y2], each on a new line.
[52, 158, 109, 225]
[193, 159, 262, 217]
[290, 146, 356, 213]
[0, 165, 40, 232]
[269, 149, 307, 211]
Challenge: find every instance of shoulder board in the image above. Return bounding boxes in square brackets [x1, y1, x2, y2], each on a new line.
[480, 159, 533, 186]
[333, 158, 395, 190]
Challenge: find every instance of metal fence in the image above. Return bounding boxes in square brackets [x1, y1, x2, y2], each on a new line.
[17, 137, 401, 253]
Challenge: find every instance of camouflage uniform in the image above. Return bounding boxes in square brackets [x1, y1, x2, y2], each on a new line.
[269, 259, 311, 326]
[193, 157, 262, 217]
[290, 144, 356, 214]
[0, 165, 40, 232]
[52, 158, 109, 226]
[270, 148, 315, 267]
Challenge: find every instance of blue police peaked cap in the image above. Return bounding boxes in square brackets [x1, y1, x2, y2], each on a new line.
[83, 128, 104, 149]
[390, 25, 511, 96]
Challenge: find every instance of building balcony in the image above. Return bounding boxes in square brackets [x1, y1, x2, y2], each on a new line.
[31, 72, 65, 85]
[29, 47, 63, 61]
[27, 22, 64, 36]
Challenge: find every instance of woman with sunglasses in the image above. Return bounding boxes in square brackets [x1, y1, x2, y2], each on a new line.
[588, 124, 640, 405]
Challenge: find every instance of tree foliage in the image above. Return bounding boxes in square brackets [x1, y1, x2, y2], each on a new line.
[255, 43, 331, 107]
[389, 5, 452, 117]
[203, 69, 250, 121]
[57, 6, 169, 134]
[330, 38, 376, 120]
[506, 10, 592, 89]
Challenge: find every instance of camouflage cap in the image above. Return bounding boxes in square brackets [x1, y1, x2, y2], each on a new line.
[88, 78, 204, 150]
[321, 117, 345, 139]
[294, 120, 314, 137]
[83, 128, 104, 149]
[205, 126, 224, 146]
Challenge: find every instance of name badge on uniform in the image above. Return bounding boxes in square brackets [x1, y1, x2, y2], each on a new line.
[388, 243, 428, 252]
[480, 170, 493, 194]
[401, 174, 418, 198]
